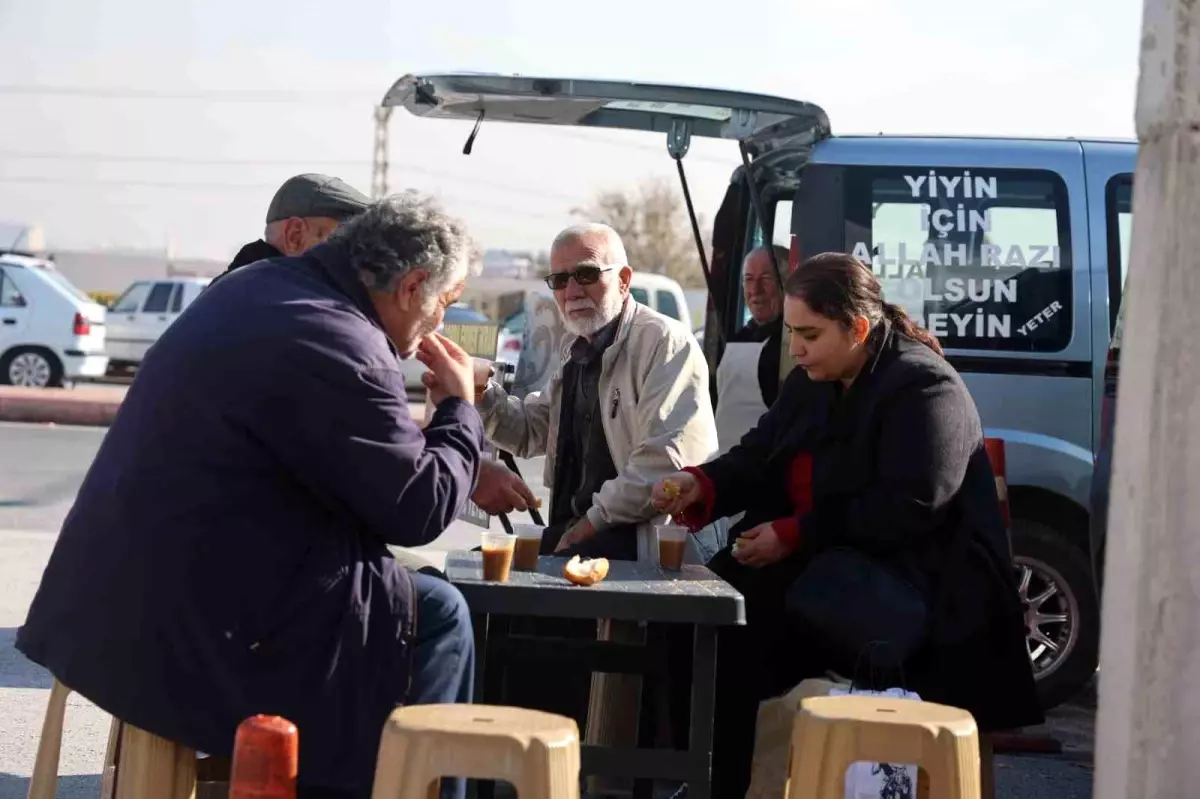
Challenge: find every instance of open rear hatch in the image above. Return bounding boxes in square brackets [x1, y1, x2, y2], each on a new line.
[382, 73, 831, 331]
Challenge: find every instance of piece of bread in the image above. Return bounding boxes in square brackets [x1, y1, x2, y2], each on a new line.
[563, 555, 610, 586]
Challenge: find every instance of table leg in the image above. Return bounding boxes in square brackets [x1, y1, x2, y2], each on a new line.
[472, 614, 512, 799]
[687, 625, 718, 799]
[471, 613, 488, 702]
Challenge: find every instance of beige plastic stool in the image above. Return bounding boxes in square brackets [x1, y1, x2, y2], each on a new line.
[787, 695, 981, 799]
[27, 679, 197, 799]
[371, 704, 580, 799]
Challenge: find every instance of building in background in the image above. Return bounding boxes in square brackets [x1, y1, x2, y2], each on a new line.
[480, 249, 535, 279]
[48, 248, 225, 294]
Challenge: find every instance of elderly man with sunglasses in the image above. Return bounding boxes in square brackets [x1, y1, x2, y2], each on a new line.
[468, 222, 718, 559]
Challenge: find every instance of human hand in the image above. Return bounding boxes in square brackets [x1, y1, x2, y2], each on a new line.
[650, 472, 702, 518]
[554, 518, 596, 553]
[472, 460, 540, 515]
[416, 332, 474, 405]
[731, 522, 793, 567]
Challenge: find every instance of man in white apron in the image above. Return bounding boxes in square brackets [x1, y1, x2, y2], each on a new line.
[698, 245, 788, 559]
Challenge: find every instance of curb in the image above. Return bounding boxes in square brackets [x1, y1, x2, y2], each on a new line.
[0, 388, 120, 427]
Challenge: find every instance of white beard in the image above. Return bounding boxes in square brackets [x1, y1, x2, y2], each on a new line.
[560, 292, 624, 337]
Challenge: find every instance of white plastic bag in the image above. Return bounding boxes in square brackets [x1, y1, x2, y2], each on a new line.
[829, 686, 922, 799]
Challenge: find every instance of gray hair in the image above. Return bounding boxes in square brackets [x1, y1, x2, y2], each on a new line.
[552, 222, 629, 267]
[331, 192, 473, 295]
[744, 245, 789, 270]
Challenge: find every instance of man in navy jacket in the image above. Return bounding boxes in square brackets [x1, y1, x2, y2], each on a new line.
[17, 193, 484, 798]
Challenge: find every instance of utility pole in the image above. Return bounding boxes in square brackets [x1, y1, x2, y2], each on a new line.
[371, 106, 393, 200]
[1094, 1, 1200, 796]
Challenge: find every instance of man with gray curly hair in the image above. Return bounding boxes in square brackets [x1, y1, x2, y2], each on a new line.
[17, 193, 485, 799]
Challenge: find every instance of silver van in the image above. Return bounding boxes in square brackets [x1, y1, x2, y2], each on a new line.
[384, 73, 1134, 709]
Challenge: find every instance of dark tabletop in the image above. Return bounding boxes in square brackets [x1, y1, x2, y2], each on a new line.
[445, 551, 745, 625]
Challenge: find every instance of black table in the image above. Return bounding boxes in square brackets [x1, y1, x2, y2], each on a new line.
[445, 550, 745, 799]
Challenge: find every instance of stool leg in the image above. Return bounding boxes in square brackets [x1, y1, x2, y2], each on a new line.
[26, 679, 71, 799]
[517, 736, 581, 799]
[114, 724, 196, 799]
[371, 729, 439, 799]
[100, 719, 123, 799]
[928, 727, 980, 799]
[787, 713, 851, 799]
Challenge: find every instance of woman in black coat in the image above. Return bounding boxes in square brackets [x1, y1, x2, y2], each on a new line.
[653, 252, 1042, 798]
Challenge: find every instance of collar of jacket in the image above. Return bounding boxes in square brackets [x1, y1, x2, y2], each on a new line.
[821, 319, 894, 438]
[598, 297, 637, 368]
[227, 239, 283, 272]
[307, 240, 393, 343]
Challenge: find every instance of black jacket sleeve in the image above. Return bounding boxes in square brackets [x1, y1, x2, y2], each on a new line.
[700, 366, 817, 521]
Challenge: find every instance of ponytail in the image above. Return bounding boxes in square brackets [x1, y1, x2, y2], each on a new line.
[881, 302, 944, 356]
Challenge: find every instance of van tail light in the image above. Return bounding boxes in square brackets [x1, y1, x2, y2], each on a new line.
[73, 312, 91, 336]
[984, 438, 1011, 532]
[503, 338, 521, 352]
[789, 234, 801, 274]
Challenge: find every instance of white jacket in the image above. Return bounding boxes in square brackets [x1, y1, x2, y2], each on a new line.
[478, 299, 718, 534]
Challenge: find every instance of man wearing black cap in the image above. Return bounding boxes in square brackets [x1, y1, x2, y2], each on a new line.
[222, 173, 371, 276]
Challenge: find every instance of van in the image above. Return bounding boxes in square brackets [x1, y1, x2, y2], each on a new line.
[385, 73, 1134, 709]
[106, 277, 212, 370]
[0, 252, 109, 387]
[629, 272, 690, 325]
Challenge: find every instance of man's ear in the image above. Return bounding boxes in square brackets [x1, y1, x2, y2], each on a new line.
[282, 218, 307, 254]
[617, 265, 634, 294]
[395, 269, 429, 311]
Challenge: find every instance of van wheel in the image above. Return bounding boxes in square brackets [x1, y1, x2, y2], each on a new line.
[0, 347, 64, 388]
[1011, 518, 1100, 710]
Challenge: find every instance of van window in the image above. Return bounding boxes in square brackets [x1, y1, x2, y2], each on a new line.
[171, 284, 185, 313]
[143, 282, 174, 314]
[741, 196, 794, 328]
[630, 287, 650, 306]
[0, 269, 26, 307]
[113, 282, 150, 313]
[656, 290, 681, 320]
[1106, 175, 1133, 336]
[844, 167, 1073, 352]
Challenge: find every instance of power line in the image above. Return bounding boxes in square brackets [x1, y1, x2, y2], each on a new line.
[0, 150, 587, 205]
[0, 84, 380, 105]
[0, 174, 571, 223]
[0, 85, 741, 164]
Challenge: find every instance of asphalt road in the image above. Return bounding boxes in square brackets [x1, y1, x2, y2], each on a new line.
[0, 420, 1094, 798]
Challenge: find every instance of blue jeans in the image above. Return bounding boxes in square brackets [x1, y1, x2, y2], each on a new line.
[410, 571, 476, 799]
[300, 571, 474, 799]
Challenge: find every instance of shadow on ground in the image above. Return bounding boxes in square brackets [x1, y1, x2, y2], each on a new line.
[0, 628, 51, 690]
[0, 773, 99, 799]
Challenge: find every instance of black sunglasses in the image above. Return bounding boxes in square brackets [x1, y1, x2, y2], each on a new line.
[543, 265, 615, 291]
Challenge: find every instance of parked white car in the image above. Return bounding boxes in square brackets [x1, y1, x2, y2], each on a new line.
[106, 277, 212, 370]
[0, 253, 109, 387]
[629, 272, 690, 324]
[399, 303, 493, 391]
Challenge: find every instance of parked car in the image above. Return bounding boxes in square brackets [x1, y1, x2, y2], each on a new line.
[388, 72, 1134, 707]
[495, 310, 525, 369]
[629, 271, 690, 324]
[400, 303, 492, 391]
[105, 277, 212, 372]
[0, 252, 108, 387]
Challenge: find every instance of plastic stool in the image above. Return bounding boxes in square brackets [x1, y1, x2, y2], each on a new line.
[27, 679, 197, 799]
[788, 695, 980, 799]
[370, 704, 580, 799]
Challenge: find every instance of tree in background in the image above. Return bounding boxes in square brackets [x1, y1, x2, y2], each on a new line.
[573, 177, 710, 289]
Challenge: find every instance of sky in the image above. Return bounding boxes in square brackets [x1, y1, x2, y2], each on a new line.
[0, 0, 1142, 263]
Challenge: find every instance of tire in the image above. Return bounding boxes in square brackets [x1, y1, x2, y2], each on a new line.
[0, 346, 64, 388]
[1011, 518, 1100, 710]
